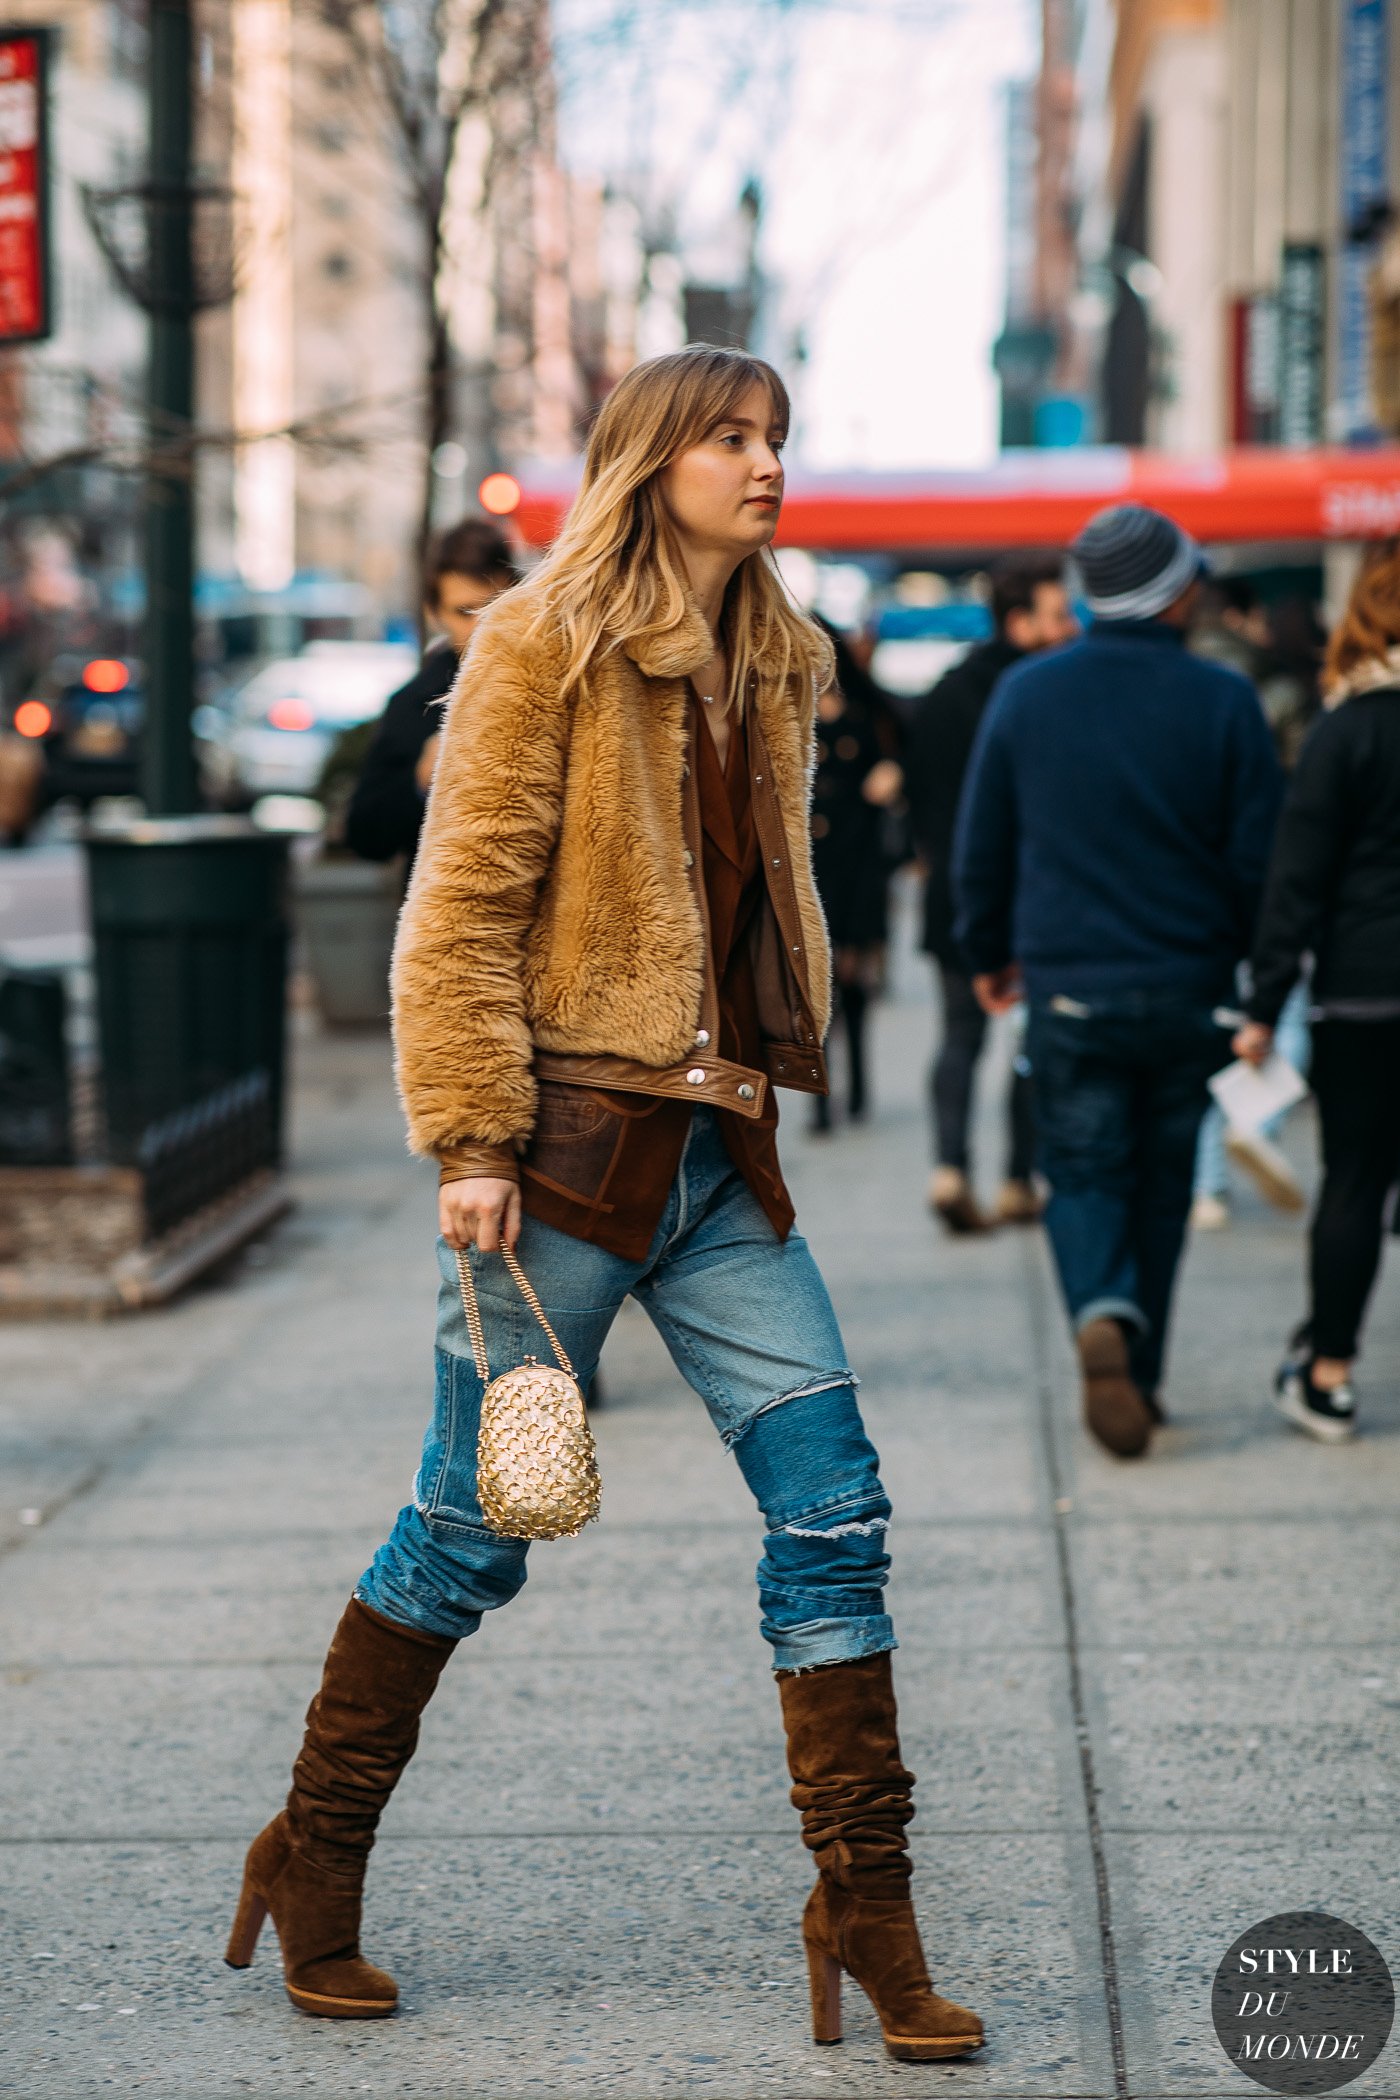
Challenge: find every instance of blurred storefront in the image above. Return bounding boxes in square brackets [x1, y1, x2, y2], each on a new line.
[1000, 0, 1400, 461]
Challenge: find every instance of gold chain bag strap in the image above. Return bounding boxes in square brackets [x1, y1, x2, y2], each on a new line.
[455, 1243, 600, 1540]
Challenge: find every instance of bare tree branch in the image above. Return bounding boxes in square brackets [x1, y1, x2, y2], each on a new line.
[296, 0, 550, 584]
[0, 386, 431, 503]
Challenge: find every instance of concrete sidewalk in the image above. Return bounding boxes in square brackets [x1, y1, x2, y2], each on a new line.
[3, 909, 1398, 2100]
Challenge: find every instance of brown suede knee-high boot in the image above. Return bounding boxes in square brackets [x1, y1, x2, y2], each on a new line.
[778, 1652, 984, 2062]
[225, 1597, 456, 2018]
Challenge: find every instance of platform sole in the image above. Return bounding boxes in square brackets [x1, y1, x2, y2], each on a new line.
[285, 1982, 398, 2019]
[884, 2031, 986, 2061]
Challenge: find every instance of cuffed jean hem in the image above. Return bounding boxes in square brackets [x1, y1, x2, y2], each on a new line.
[352, 1576, 481, 1644]
[1074, 1295, 1148, 1338]
[765, 1614, 896, 1674]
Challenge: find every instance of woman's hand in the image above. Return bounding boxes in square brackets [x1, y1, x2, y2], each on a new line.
[1232, 1021, 1274, 1067]
[415, 732, 441, 795]
[973, 964, 1024, 1015]
[861, 758, 903, 807]
[439, 1176, 522, 1252]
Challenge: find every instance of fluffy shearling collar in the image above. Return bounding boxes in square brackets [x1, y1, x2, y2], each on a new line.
[1325, 644, 1400, 708]
[619, 593, 799, 683]
[621, 603, 714, 679]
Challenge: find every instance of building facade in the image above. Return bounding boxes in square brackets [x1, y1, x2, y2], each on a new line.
[1000, 0, 1400, 455]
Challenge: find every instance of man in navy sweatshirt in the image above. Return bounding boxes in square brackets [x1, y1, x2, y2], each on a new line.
[953, 505, 1282, 1458]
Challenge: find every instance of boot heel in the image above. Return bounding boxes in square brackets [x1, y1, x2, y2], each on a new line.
[806, 1940, 843, 2045]
[224, 1874, 269, 1969]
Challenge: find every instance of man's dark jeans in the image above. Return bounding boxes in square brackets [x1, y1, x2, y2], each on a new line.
[1026, 993, 1232, 1395]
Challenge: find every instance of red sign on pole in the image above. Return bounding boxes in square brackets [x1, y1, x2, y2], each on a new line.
[0, 27, 52, 345]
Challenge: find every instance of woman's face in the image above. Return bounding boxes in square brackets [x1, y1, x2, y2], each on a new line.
[657, 380, 785, 559]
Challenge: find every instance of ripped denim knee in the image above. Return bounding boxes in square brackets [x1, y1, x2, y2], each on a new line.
[730, 1380, 896, 1673]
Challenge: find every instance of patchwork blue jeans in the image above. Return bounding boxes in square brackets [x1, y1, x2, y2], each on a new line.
[358, 1108, 894, 1673]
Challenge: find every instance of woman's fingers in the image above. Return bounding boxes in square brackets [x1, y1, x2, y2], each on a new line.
[438, 1185, 470, 1248]
[438, 1176, 519, 1254]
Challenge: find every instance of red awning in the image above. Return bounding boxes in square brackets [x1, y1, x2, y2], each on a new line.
[511, 447, 1400, 552]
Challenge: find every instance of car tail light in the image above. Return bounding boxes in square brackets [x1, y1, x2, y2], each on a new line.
[267, 698, 316, 731]
[82, 658, 130, 693]
[14, 700, 52, 737]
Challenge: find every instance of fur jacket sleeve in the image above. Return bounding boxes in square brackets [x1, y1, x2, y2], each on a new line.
[389, 602, 570, 1158]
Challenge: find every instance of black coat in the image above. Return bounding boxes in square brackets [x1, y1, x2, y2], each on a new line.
[810, 696, 892, 951]
[344, 641, 458, 865]
[904, 637, 1022, 964]
[1247, 684, 1400, 1024]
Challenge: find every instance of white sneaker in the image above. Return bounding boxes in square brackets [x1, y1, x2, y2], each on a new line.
[1190, 1193, 1231, 1231]
[1225, 1128, 1307, 1213]
[1273, 1363, 1357, 1443]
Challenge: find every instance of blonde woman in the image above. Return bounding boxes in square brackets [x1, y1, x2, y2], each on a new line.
[226, 346, 984, 2064]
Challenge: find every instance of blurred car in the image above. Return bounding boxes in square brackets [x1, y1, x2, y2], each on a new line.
[9, 655, 145, 809]
[869, 602, 993, 700]
[219, 641, 419, 798]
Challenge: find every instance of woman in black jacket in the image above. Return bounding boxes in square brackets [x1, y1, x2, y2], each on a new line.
[809, 623, 903, 1129]
[1235, 542, 1400, 1441]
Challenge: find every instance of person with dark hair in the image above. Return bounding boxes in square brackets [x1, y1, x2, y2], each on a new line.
[904, 555, 1076, 1232]
[809, 621, 904, 1130]
[954, 506, 1282, 1459]
[344, 518, 520, 867]
[1234, 541, 1400, 1442]
[1189, 585, 1319, 1230]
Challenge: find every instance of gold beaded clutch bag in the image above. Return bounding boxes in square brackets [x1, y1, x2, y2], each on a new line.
[455, 1243, 601, 1541]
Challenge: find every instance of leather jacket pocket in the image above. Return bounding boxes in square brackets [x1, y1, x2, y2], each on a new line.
[522, 1081, 626, 1209]
[531, 1079, 614, 1141]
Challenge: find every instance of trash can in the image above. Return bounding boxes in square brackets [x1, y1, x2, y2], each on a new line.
[293, 855, 402, 1026]
[84, 816, 291, 1170]
[0, 966, 72, 1165]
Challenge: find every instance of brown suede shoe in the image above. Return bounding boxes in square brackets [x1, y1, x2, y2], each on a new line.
[995, 1177, 1044, 1224]
[1077, 1317, 1153, 1458]
[928, 1168, 993, 1236]
[803, 1878, 984, 2061]
[226, 1598, 456, 2018]
[227, 1812, 399, 2018]
[778, 1653, 984, 2063]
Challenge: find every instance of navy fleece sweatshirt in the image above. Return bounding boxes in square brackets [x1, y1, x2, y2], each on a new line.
[952, 621, 1283, 1001]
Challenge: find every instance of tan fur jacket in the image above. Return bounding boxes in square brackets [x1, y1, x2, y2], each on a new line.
[390, 578, 832, 1159]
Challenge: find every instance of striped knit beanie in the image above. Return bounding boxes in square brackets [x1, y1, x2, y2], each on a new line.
[1070, 504, 1203, 622]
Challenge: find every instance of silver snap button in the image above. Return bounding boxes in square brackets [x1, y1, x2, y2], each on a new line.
[737, 1083, 755, 1102]
[682, 849, 694, 868]
[771, 857, 781, 868]
[754, 773, 762, 783]
[686, 1067, 706, 1085]
[682, 764, 690, 779]
[694, 1028, 711, 1048]
[792, 944, 800, 954]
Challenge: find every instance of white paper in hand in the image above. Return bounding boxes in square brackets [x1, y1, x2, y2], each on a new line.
[1208, 1053, 1308, 1135]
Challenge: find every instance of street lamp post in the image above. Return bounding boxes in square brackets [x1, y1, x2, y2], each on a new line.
[143, 0, 196, 815]
[83, 0, 293, 1221]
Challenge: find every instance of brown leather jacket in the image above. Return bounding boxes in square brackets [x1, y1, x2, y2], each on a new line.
[391, 576, 832, 1182]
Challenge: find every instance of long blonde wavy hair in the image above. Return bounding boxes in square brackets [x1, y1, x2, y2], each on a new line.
[524, 345, 833, 704]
